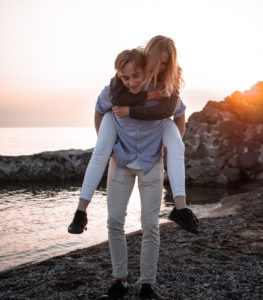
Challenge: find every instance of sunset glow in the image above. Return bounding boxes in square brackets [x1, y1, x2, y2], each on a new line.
[0, 0, 262, 126]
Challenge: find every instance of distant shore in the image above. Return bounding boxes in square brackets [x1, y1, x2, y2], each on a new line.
[0, 186, 262, 300]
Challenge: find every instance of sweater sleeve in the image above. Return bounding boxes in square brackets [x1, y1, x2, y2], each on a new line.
[110, 74, 147, 106]
[129, 93, 178, 120]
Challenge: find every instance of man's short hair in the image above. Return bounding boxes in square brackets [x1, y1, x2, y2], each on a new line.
[114, 48, 146, 75]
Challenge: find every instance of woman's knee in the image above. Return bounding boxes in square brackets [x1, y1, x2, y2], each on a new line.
[163, 122, 185, 152]
[173, 136, 185, 152]
[95, 135, 115, 151]
[165, 136, 185, 155]
[94, 113, 116, 152]
[163, 120, 182, 142]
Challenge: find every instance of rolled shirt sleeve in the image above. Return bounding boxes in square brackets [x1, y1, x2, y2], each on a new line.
[95, 85, 112, 115]
[173, 98, 186, 118]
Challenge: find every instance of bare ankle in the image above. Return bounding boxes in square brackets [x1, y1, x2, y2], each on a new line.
[77, 198, 90, 212]
[174, 196, 186, 210]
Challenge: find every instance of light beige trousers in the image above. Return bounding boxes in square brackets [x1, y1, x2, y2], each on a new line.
[106, 156, 164, 285]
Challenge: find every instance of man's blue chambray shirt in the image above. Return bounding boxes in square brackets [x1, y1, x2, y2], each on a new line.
[95, 85, 186, 174]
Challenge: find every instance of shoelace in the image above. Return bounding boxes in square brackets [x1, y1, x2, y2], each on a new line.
[186, 208, 199, 226]
[79, 220, 87, 231]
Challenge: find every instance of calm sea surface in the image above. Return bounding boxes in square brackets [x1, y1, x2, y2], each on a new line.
[0, 127, 241, 272]
[0, 180, 226, 273]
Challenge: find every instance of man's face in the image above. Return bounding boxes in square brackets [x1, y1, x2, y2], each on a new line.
[119, 62, 144, 94]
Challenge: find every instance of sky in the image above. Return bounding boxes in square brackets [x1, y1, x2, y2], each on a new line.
[0, 0, 262, 126]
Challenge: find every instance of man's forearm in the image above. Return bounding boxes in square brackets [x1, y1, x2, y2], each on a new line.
[94, 112, 104, 134]
[173, 113, 185, 138]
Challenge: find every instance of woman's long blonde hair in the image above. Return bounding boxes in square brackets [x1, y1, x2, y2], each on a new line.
[143, 35, 184, 98]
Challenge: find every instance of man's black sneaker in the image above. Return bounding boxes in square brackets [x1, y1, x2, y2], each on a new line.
[68, 210, 87, 234]
[139, 284, 154, 299]
[169, 207, 199, 234]
[99, 280, 128, 299]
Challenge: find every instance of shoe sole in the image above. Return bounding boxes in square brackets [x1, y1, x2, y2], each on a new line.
[68, 227, 84, 234]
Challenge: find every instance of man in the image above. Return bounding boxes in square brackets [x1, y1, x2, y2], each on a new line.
[95, 49, 185, 299]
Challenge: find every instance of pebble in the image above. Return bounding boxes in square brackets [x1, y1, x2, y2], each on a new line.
[0, 189, 262, 299]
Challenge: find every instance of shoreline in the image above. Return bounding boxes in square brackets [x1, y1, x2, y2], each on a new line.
[0, 188, 262, 299]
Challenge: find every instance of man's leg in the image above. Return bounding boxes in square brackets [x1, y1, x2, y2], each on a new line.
[107, 156, 135, 280]
[137, 158, 164, 285]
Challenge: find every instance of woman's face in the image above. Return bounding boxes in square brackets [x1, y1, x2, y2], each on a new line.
[158, 51, 169, 75]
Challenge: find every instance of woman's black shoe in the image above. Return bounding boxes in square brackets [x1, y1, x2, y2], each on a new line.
[169, 207, 199, 234]
[68, 210, 87, 234]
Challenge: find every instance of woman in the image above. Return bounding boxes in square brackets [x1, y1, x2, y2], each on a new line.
[68, 35, 198, 235]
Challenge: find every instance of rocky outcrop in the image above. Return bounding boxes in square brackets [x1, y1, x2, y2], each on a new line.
[0, 149, 95, 183]
[184, 82, 263, 184]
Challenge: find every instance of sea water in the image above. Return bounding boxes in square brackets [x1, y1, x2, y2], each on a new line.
[0, 180, 225, 272]
[0, 127, 227, 272]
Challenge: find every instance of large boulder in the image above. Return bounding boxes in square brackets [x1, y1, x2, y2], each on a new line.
[184, 82, 263, 185]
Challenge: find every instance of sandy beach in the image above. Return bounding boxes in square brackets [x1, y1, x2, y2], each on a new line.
[0, 185, 262, 300]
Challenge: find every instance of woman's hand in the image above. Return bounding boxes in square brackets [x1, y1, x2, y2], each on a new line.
[112, 106, 129, 118]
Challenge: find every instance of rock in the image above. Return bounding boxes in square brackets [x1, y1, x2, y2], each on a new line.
[202, 100, 219, 118]
[193, 143, 209, 159]
[223, 167, 241, 182]
[208, 166, 220, 177]
[237, 152, 259, 169]
[183, 81, 263, 185]
[187, 111, 205, 123]
[0, 149, 109, 183]
[211, 145, 229, 158]
[258, 147, 263, 164]
[218, 120, 239, 135]
[228, 155, 238, 168]
[214, 155, 228, 169]
[186, 166, 203, 180]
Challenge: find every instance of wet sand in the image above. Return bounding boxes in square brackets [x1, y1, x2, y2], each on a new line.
[0, 187, 262, 299]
